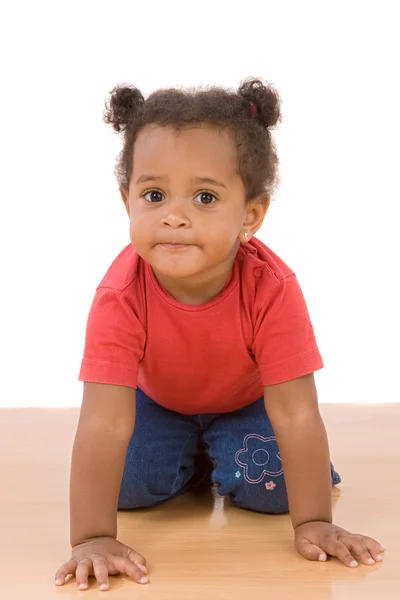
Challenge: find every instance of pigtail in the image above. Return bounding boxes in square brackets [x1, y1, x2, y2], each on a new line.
[238, 78, 282, 129]
[103, 84, 145, 133]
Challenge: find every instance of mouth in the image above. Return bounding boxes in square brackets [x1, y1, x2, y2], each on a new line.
[158, 243, 193, 250]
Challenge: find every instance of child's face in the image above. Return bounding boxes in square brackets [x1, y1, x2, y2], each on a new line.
[121, 124, 267, 282]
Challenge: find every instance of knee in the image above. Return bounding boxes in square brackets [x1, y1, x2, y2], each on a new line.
[118, 484, 157, 510]
[215, 471, 289, 514]
[228, 465, 341, 514]
[221, 431, 288, 513]
[234, 497, 289, 515]
[210, 451, 289, 513]
[118, 475, 157, 509]
[118, 473, 179, 509]
[118, 463, 191, 510]
[230, 480, 289, 514]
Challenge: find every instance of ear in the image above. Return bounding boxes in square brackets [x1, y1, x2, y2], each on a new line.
[239, 194, 270, 243]
[120, 186, 130, 217]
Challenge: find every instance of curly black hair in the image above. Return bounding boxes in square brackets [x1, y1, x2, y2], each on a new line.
[103, 77, 282, 203]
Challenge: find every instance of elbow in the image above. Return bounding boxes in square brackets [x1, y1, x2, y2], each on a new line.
[76, 414, 135, 444]
[269, 408, 324, 435]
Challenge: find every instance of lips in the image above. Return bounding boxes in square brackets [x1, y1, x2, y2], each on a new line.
[159, 242, 191, 249]
[158, 240, 192, 246]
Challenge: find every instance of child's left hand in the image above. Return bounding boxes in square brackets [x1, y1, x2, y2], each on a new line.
[295, 521, 385, 567]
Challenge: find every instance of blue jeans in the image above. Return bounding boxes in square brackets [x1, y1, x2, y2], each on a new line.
[118, 389, 341, 514]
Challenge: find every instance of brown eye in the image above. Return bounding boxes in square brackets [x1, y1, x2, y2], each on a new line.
[194, 192, 217, 205]
[144, 190, 164, 203]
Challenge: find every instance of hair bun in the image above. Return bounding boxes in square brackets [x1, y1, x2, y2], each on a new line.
[238, 77, 281, 129]
[103, 84, 145, 133]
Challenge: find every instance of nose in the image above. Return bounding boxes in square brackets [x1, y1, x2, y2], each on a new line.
[161, 199, 190, 229]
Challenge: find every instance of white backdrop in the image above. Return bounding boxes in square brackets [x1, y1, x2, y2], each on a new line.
[1, 1, 399, 407]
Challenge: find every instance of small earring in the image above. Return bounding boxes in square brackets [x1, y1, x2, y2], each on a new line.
[244, 232, 249, 241]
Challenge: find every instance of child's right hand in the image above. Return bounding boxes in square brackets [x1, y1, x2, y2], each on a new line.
[55, 536, 148, 591]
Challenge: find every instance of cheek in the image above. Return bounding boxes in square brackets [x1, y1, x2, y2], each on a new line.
[208, 215, 241, 243]
[128, 213, 151, 249]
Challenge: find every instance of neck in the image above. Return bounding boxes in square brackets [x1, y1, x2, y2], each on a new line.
[152, 255, 237, 306]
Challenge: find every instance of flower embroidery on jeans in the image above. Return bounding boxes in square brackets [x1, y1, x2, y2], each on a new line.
[265, 481, 276, 491]
[235, 433, 283, 484]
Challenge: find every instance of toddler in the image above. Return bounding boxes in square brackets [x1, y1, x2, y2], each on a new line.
[55, 78, 384, 591]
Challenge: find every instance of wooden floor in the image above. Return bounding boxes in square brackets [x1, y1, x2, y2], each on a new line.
[1, 404, 399, 599]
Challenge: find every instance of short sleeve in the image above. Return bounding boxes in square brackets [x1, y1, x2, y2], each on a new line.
[78, 286, 146, 388]
[253, 274, 323, 386]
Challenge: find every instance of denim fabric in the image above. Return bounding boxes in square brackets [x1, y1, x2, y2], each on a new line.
[118, 388, 341, 514]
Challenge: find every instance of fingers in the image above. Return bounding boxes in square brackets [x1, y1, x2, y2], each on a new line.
[132, 560, 148, 575]
[113, 556, 149, 584]
[55, 559, 78, 585]
[363, 536, 385, 562]
[75, 558, 93, 590]
[295, 540, 327, 562]
[345, 537, 376, 565]
[93, 558, 110, 591]
[54, 549, 149, 590]
[297, 534, 358, 568]
[297, 534, 386, 569]
[127, 548, 148, 574]
[323, 539, 359, 567]
[346, 535, 385, 565]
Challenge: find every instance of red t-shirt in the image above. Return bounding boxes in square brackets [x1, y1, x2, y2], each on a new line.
[79, 237, 323, 414]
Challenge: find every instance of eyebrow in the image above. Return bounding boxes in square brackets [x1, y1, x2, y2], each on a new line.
[135, 175, 228, 190]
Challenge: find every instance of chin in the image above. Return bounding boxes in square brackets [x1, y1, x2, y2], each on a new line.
[147, 245, 202, 276]
[152, 260, 201, 280]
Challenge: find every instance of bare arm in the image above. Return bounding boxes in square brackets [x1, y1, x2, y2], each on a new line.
[263, 373, 332, 529]
[70, 382, 136, 547]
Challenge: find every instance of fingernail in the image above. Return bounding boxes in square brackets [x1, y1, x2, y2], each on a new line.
[78, 583, 88, 590]
[350, 560, 358, 568]
[140, 577, 149, 584]
[318, 554, 326, 561]
[55, 579, 62, 586]
[376, 554, 383, 561]
[367, 558, 375, 565]
[99, 583, 108, 591]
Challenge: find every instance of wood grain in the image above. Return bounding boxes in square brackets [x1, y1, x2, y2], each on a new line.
[1, 404, 399, 599]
